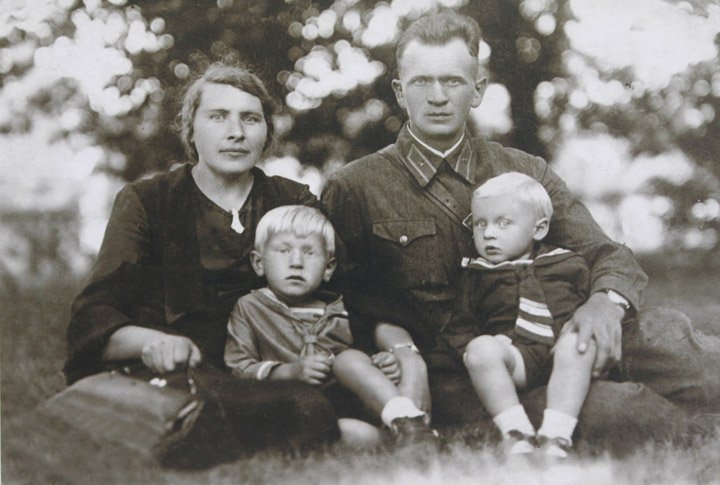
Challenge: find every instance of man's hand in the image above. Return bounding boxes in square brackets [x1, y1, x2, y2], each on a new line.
[371, 351, 401, 384]
[275, 355, 332, 385]
[141, 334, 201, 374]
[560, 292, 624, 377]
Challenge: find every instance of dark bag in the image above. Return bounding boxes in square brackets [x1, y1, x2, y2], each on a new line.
[40, 363, 340, 469]
[39, 364, 203, 463]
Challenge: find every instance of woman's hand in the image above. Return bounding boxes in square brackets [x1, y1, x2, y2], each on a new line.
[103, 326, 201, 373]
[141, 335, 202, 374]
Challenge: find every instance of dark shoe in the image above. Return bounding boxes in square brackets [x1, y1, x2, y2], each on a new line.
[389, 415, 440, 449]
[536, 435, 572, 459]
[503, 430, 536, 455]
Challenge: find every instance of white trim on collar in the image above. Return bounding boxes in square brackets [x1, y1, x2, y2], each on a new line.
[407, 126, 465, 159]
[461, 247, 573, 269]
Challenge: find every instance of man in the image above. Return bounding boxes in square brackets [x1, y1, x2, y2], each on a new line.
[322, 11, 720, 442]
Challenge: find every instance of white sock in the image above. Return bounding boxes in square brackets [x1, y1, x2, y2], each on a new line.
[493, 404, 535, 438]
[537, 408, 577, 443]
[380, 396, 426, 428]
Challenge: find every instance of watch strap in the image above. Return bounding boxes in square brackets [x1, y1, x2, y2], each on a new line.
[390, 342, 421, 354]
[601, 289, 630, 312]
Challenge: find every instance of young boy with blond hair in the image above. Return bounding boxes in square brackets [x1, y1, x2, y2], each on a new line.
[442, 172, 597, 458]
[224, 205, 350, 382]
[224, 205, 436, 446]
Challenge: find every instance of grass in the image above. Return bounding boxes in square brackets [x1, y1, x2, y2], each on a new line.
[2, 257, 719, 484]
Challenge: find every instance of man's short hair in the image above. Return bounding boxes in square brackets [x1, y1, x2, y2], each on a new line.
[396, 11, 481, 69]
[254, 205, 336, 257]
[178, 61, 277, 161]
[473, 172, 554, 220]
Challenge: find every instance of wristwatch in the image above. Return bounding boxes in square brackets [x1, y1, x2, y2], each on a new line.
[600, 289, 630, 313]
[390, 342, 421, 354]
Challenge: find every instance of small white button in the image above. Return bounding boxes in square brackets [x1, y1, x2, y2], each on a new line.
[399, 235, 409, 245]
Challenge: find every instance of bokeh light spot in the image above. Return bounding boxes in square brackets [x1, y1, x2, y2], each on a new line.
[535, 14, 556, 36]
[174, 63, 190, 79]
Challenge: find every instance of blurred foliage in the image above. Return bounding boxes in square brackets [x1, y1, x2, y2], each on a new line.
[1, 0, 566, 179]
[4, 1, 720, 180]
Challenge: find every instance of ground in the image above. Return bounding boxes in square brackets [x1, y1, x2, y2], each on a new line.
[1, 254, 719, 484]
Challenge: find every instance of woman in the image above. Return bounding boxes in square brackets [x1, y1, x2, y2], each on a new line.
[64, 61, 340, 464]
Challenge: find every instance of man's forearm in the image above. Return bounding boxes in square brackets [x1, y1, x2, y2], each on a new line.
[375, 322, 430, 411]
[541, 163, 647, 307]
[375, 322, 415, 349]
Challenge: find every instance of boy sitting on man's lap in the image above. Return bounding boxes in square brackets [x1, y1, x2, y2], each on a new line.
[442, 172, 599, 458]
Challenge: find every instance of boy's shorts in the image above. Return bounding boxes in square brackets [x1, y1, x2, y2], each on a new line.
[427, 332, 553, 391]
[505, 330, 553, 390]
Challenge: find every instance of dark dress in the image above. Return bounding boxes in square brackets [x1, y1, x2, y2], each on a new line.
[65, 163, 339, 461]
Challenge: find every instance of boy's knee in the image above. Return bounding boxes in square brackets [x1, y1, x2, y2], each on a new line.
[554, 332, 595, 365]
[332, 349, 370, 373]
[555, 331, 578, 351]
[464, 335, 503, 369]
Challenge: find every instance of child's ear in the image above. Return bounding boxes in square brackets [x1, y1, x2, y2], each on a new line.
[250, 250, 265, 277]
[533, 217, 550, 241]
[322, 257, 337, 282]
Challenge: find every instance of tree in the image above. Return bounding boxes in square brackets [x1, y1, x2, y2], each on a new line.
[1, 0, 569, 180]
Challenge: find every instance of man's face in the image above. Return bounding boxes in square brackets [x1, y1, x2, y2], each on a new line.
[192, 82, 268, 178]
[471, 193, 548, 264]
[251, 231, 336, 306]
[393, 38, 485, 151]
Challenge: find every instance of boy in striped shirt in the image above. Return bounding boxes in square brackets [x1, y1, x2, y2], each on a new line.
[441, 172, 596, 458]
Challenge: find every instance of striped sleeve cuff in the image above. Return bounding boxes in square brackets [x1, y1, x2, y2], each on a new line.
[256, 361, 282, 380]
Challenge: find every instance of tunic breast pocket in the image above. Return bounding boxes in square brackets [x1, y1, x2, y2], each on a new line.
[371, 219, 449, 289]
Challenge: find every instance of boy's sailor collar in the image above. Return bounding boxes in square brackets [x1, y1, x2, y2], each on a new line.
[396, 124, 478, 186]
[253, 287, 348, 320]
[461, 246, 573, 270]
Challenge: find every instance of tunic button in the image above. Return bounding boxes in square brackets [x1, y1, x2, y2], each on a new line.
[399, 235, 409, 245]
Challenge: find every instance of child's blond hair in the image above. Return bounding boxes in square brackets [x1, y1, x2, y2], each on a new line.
[473, 172, 553, 220]
[254, 205, 335, 256]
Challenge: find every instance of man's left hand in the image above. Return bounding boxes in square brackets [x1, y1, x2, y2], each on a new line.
[561, 292, 625, 377]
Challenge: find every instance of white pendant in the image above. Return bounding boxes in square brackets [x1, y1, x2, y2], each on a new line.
[230, 208, 244, 234]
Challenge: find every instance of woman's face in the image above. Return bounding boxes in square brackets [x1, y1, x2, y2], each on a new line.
[192, 82, 268, 179]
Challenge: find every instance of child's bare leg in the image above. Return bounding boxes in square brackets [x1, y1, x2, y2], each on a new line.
[538, 331, 597, 457]
[333, 347, 431, 441]
[546, 331, 596, 417]
[333, 349, 402, 414]
[464, 335, 535, 453]
[337, 418, 382, 448]
[464, 335, 525, 416]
